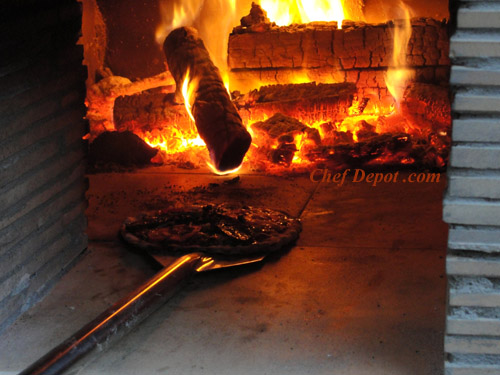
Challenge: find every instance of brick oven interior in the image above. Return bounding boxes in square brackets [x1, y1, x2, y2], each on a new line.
[4, 0, 494, 374]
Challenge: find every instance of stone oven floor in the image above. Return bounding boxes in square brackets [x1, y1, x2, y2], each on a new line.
[0, 166, 448, 375]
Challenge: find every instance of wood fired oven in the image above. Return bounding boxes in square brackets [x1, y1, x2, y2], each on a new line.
[1, 1, 500, 374]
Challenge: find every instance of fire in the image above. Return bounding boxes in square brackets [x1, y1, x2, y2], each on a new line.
[181, 68, 199, 122]
[155, 0, 202, 45]
[156, 0, 237, 96]
[259, 0, 344, 28]
[85, 2, 451, 175]
[243, 103, 406, 171]
[206, 161, 242, 175]
[142, 123, 205, 154]
[221, 70, 231, 96]
[140, 68, 207, 162]
[385, 3, 415, 108]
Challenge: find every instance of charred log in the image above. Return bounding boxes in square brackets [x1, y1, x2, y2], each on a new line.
[250, 114, 321, 166]
[229, 18, 449, 71]
[86, 72, 175, 139]
[114, 91, 189, 132]
[163, 27, 252, 172]
[240, 2, 272, 31]
[237, 82, 356, 124]
[401, 82, 451, 133]
[228, 17, 450, 93]
[113, 82, 356, 135]
[246, 82, 356, 103]
[252, 113, 321, 144]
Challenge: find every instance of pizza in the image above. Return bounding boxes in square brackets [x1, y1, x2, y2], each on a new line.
[120, 204, 302, 256]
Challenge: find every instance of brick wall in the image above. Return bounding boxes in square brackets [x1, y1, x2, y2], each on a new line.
[0, 0, 88, 334]
[443, 0, 500, 373]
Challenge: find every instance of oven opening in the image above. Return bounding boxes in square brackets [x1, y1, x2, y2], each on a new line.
[8, 1, 500, 374]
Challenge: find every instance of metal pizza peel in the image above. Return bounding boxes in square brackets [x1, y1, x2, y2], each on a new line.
[20, 206, 300, 375]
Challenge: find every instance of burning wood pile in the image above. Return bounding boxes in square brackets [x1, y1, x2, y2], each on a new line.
[84, 1, 451, 174]
[228, 7, 449, 95]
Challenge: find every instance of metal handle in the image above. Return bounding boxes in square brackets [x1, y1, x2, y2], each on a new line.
[19, 253, 204, 375]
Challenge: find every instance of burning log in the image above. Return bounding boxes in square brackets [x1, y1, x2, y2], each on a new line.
[401, 82, 451, 133]
[86, 72, 175, 139]
[240, 2, 272, 32]
[114, 91, 189, 133]
[310, 133, 411, 169]
[252, 113, 320, 143]
[251, 113, 321, 166]
[163, 27, 252, 172]
[228, 12, 450, 93]
[237, 82, 357, 124]
[229, 17, 449, 71]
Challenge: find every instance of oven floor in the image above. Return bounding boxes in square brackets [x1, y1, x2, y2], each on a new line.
[0, 167, 448, 375]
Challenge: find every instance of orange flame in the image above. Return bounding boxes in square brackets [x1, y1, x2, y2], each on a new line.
[143, 129, 205, 155]
[155, 0, 203, 45]
[141, 68, 205, 157]
[385, 3, 415, 108]
[221, 70, 231, 96]
[156, 0, 237, 95]
[206, 161, 242, 175]
[260, 0, 344, 28]
[181, 68, 199, 122]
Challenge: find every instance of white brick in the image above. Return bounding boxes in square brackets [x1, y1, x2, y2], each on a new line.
[445, 2, 500, 373]
[444, 199, 500, 226]
[450, 145, 500, 169]
[445, 362, 500, 375]
[449, 175, 500, 199]
[446, 335, 500, 355]
[449, 227, 500, 253]
[451, 32, 500, 58]
[447, 317, 500, 336]
[454, 92, 500, 113]
[450, 292, 500, 307]
[451, 66, 500, 87]
[458, 5, 500, 29]
[447, 256, 500, 277]
[452, 119, 500, 143]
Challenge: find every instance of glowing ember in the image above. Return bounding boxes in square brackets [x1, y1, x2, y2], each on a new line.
[143, 130, 205, 155]
[131, 70, 206, 162]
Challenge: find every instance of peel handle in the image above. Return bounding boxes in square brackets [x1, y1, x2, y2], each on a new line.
[19, 253, 204, 375]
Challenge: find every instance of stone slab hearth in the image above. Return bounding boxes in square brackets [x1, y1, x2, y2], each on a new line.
[0, 167, 447, 375]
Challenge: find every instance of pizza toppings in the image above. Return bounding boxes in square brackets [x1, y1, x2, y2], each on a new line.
[121, 204, 301, 256]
